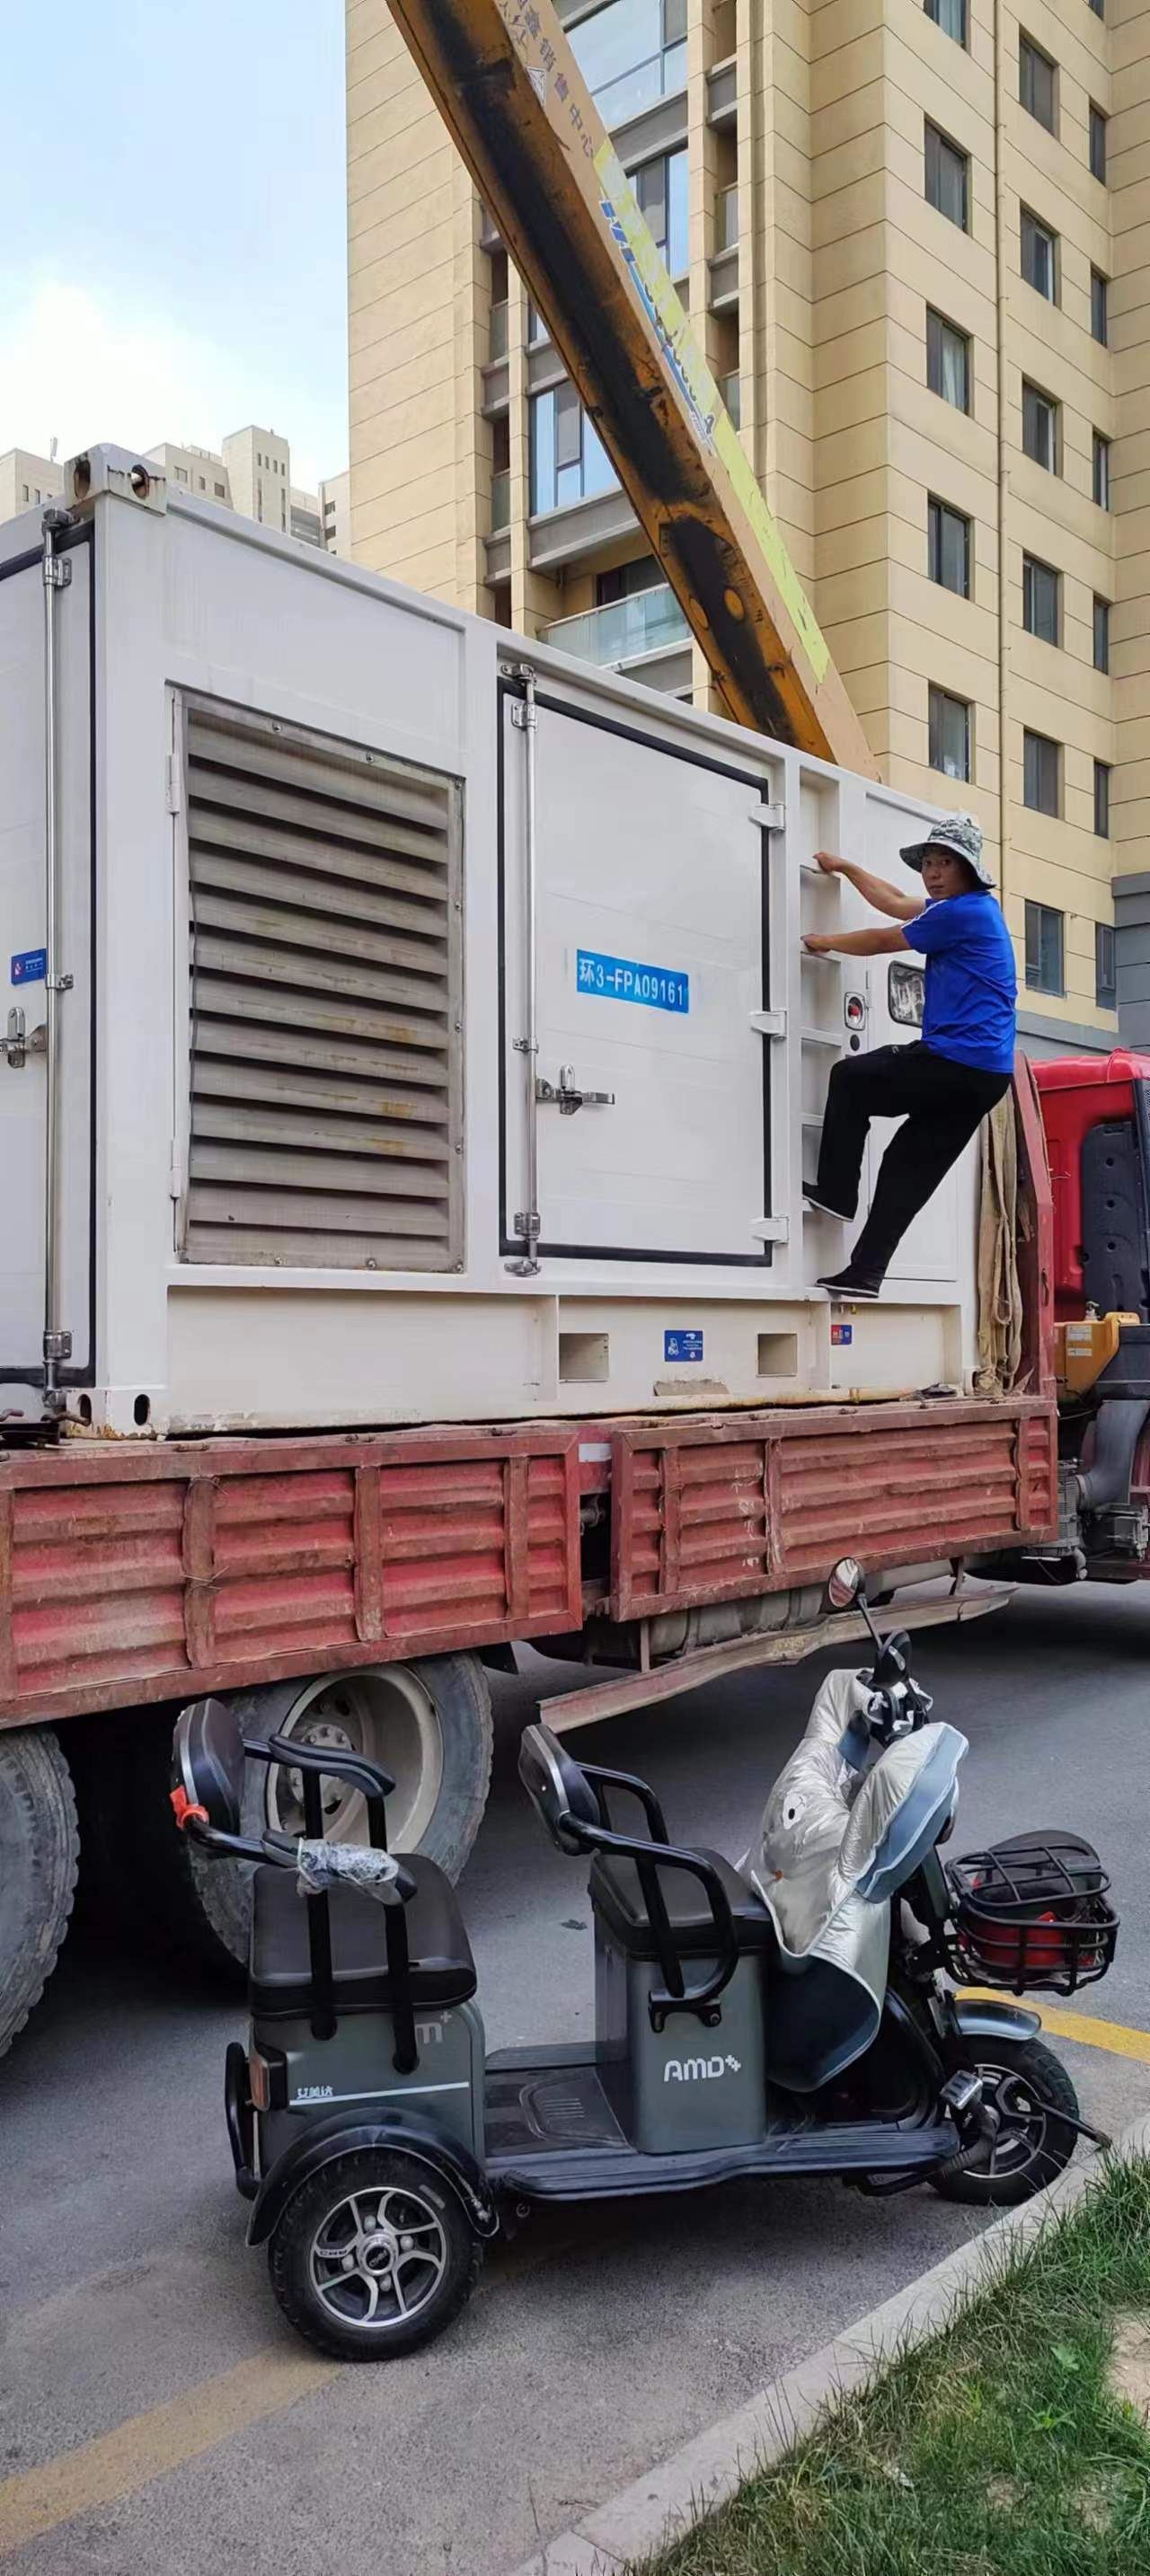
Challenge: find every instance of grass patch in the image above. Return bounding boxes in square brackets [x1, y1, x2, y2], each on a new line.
[634, 2159, 1150, 2576]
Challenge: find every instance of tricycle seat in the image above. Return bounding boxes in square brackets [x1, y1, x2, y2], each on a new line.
[250, 1854, 477, 2019]
[589, 1849, 775, 1962]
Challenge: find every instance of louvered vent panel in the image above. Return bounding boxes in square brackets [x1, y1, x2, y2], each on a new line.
[182, 703, 462, 1270]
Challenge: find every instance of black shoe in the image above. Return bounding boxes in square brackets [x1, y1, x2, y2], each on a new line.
[817, 1267, 882, 1301]
[803, 1189, 852, 1220]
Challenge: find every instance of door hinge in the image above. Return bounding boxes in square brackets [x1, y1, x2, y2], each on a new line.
[751, 1216, 789, 1245]
[509, 700, 537, 733]
[535, 1066, 615, 1116]
[169, 1141, 186, 1201]
[750, 1009, 787, 1039]
[43, 554, 72, 592]
[759, 801, 784, 832]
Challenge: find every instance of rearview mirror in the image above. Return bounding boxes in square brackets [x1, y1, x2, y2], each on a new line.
[827, 1557, 864, 1611]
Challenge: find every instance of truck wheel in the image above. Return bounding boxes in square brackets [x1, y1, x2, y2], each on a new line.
[187, 1653, 494, 1970]
[0, 1727, 80, 2058]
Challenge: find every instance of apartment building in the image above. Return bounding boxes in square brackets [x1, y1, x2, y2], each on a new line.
[0, 448, 64, 518]
[348, 0, 1150, 1054]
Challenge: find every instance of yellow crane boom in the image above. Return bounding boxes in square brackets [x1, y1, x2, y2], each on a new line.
[385, 0, 878, 775]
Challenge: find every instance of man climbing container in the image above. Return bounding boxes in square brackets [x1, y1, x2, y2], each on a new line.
[801, 814, 1017, 1300]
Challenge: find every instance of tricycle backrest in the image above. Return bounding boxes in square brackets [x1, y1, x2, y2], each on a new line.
[172, 1696, 247, 1835]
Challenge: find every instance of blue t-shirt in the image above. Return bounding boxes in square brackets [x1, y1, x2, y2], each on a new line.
[902, 890, 1017, 1073]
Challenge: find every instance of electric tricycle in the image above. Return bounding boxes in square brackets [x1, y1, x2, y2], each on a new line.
[170, 1560, 1118, 2360]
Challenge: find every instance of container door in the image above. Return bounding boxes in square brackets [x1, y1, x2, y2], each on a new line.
[861, 798, 960, 1284]
[501, 692, 769, 1262]
[0, 532, 93, 1418]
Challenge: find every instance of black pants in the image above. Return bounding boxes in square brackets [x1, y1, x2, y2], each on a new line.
[814, 1043, 1011, 1280]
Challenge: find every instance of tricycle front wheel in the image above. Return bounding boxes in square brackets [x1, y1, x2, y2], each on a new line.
[932, 2036, 1079, 2208]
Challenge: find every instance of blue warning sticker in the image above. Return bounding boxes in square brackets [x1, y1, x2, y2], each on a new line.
[11, 948, 47, 985]
[664, 1329, 703, 1363]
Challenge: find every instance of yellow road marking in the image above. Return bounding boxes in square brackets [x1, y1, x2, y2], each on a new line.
[963, 1990, 1150, 2066]
[0, 2351, 332, 2560]
[0, 2221, 588, 2563]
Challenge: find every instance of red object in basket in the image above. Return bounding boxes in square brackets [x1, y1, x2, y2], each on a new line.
[975, 1910, 1065, 1977]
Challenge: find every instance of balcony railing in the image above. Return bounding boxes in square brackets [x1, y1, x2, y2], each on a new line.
[491, 470, 511, 533]
[489, 299, 509, 360]
[544, 582, 691, 669]
[586, 40, 688, 128]
[720, 369, 741, 428]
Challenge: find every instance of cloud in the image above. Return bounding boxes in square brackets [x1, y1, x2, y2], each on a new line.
[0, 280, 341, 492]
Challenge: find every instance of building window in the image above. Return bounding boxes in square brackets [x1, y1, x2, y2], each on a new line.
[1096, 921, 1117, 1008]
[929, 684, 971, 781]
[1022, 554, 1060, 644]
[21, 483, 29, 503]
[1022, 380, 1059, 471]
[1021, 207, 1058, 301]
[215, 481, 226, 499]
[1092, 269, 1109, 345]
[1094, 595, 1111, 673]
[1093, 430, 1111, 508]
[530, 382, 619, 515]
[925, 121, 969, 228]
[1020, 35, 1057, 132]
[1023, 728, 1060, 815]
[926, 309, 970, 410]
[721, 369, 741, 427]
[175, 465, 188, 483]
[928, 496, 971, 595]
[1088, 0, 1103, 17]
[1090, 103, 1108, 181]
[634, 147, 688, 280]
[925, 0, 967, 42]
[569, 0, 687, 128]
[1095, 759, 1111, 837]
[526, 300, 549, 347]
[1025, 900, 1065, 993]
[597, 555, 663, 605]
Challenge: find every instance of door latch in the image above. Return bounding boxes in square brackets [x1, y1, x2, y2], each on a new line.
[535, 1064, 616, 1117]
[0, 1008, 47, 1070]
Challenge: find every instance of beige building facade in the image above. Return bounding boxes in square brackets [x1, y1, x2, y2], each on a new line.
[0, 448, 63, 519]
[348, 0, 1150, 1052]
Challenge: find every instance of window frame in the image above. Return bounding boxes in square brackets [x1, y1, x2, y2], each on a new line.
[1092, 268, 1109, 346]
[927, 495, 972, 596]
[924, 119, 969, 230]
[928, 683, 972, 781]
[1025, 899, 1065, 995]
[1021, 205, 1059, 303]
[1093, 595, 1111, 674]
[1093, 430, 1111, 510]
[1022, 552, 1061, 645]
[924, 0, 968, 43]
[1019, 32, 1057, 132]
[1022, 379, 1060, 472]
[1094, 758, 1111, 839]
[1023, 727, 1061, 817]
[1095, 920, 1117, 1010]
[926, 307, 971, 411]
[1090, 102, 1108, 182]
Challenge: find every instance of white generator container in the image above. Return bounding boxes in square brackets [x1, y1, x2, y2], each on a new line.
[0, 449, 978, 1435]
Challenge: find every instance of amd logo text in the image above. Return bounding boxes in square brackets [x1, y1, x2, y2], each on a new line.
[663, 2054, 741, 2083]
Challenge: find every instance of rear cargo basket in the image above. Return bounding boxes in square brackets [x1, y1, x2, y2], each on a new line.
[181, 697, 463, 1271]
[946, 1831, 1119, 1996]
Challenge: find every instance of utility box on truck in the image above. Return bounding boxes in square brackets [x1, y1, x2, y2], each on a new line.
[0, 450, 978, 1440]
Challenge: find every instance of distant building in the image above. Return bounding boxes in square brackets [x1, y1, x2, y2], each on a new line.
[0, 447, 64, 518]
[0, 427, 345, 556]
[320, 469, 350, 559]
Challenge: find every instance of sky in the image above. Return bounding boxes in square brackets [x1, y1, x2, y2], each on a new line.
[1, 0, 348, 493]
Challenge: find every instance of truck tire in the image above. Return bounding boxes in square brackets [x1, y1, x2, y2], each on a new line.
[182, 1653, 493, 1972]
[0, 1727, 80, 2059]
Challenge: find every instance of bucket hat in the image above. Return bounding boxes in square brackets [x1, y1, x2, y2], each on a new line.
[900, 811, 994, 887]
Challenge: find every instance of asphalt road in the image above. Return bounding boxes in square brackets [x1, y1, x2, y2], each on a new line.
[3, 1584, 1150, 2574]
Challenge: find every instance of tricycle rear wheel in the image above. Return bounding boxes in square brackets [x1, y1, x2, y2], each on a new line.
[268, 2149, 482, 2360]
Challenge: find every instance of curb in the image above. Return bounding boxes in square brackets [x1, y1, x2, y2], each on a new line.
[507, 2110, 1150, 2576]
